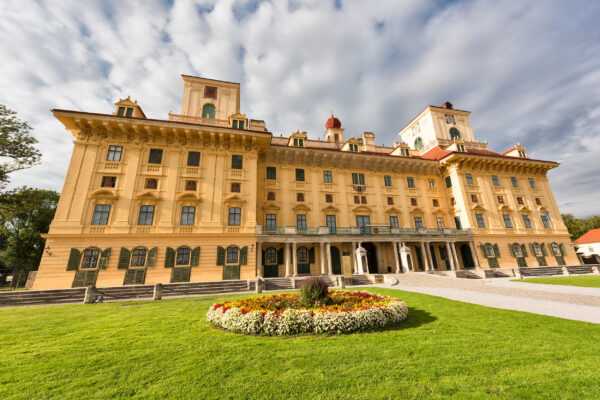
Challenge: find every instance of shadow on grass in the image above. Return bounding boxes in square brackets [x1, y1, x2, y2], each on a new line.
[381, 307, 437, 333]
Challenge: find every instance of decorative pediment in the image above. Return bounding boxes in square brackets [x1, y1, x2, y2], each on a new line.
[321, 205, 339, 212]
[90, 188, 119, 199]
[537, 206, 548, 212]
[262, 202, 280, 211]
[498, 204, 512, 212]
[224, 194, 246, 205]
[518, 205, 531, 212]
[229, 112, 247, 119]
[293, 203, 311, 212]
[352, 205, 372, 213]
[410, 207, 424, 214]
[432, 208, 446, 215]
[471, 204, 486, 211]
[176, 192, 201, 201]
[135, 191, 159, 200]
[384, 207, 402, 214]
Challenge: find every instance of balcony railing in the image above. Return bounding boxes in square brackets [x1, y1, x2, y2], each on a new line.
[168, 113, 231, 127]
[257, 225, 472, 237]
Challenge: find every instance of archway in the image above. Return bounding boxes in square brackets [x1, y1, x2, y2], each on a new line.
[202, 103, 216, 119]
[460, 244, 475, 269]
[330, 246, 341, 275]
[362, 242, 378, 273]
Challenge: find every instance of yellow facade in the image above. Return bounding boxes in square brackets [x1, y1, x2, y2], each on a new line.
[33, 77, 578, 290]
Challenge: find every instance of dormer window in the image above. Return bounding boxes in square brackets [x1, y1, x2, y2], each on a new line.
[293, 138, 304, 147]
[117, 107, 134, 117]
[232, 119, 245, 129]
[349, 143, 359, 152]
[400, 148, 410, 156]
[518, 150, 527, 158]
[457, 144, 465, 152]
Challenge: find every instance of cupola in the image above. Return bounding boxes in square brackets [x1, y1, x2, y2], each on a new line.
[325, 113, 344, 148]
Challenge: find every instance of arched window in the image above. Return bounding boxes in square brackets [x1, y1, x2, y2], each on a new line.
[414, 137, 424, 150]
[202, 104, 216, 119]
[485, 243, 494, 258]
[532, 243, 542, 256]
[176, 247, 191, 266]
[512, 243, 523, 257]
[226, 246, 239, 264]
[81, 247, 100, 269]
[131, 247, 148, 267]
[449, 127, 461, 140]
[297, 247, 308, 263]
[265, 247, 277, 264]
[551, 243, 561, 256]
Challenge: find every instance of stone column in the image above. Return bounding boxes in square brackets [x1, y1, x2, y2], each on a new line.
[326, 243, 333, 275]
[450, 242, 460, 269]
[375, 243, 383, 273]
[351, 242, 358, 274]
[420, 242, 430, 271]
[425, 242, 434, 271]
[256, 242, 263, 278]
[446, 241, 456, 270]
[469, 241, 481, 269]
[393, 241, 401, 273]
[320, 242, 326, 275]
[292, 242, 298, 277]
[285, 242, 291, 277]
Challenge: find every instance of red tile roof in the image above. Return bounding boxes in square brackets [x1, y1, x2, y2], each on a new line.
[575, 228, 600, 244]
[420, 144, 555, 164]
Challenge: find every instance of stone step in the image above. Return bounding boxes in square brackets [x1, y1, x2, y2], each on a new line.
[566, 266, 593, 274]
[520, 267, 564, 276]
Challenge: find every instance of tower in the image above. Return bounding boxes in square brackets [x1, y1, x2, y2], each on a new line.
[324, 113, 344, 148]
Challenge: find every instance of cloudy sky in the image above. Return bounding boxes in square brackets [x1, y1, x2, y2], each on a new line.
[1, 0, 599, 217]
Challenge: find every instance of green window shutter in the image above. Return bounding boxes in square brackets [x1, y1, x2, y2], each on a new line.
[72, 271, 86, 287]
[118, 248, 131, 269]
[171, 267, 191, 283]
[277, 248, 284, 265]
[147, 247, 158, 268]
[135, 269, 146, 284]
[541, 243, 548, 256]
[559, 243, 566, 256]
[67, 248, 81, 271]
[217, 246, 225, 266]
[508, 244, 515, 258]
[165, 247, 175, 268]
[99, 248, 111, 270]
[240, 246, 248, 265]
[84, 270, 98, 286]
[309, 247, 315, 263]
[493, 244, 500, 258]
[529, 243, 535, 255]
[123, 270, 135, 285]
[521, 244, 528, 257]
[479, 244, 487, 258]
[191, 247, 200, 267]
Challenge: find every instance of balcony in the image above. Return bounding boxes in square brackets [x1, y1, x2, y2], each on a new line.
[168, 113, 231, 127]
[257, 225, 472, 237]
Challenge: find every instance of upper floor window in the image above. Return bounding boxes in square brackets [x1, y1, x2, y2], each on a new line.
[414, 217, 423, 229]
[445, 176, 452, 188]
[491, 175, 500, 186]
[293, 138, 304, 147]
[138, 205, 155, 225]
[266, 166, 276, 180]
[148, 149, 163, 164]
[295, 168, 305, 182]
[449, 127, 461, 140]
[390, 216, 399, 228]
[465, 173, 474, 185]
[361, 196, 367, 204]
[454, 216, 462, 230]
[503, 214, 513, 228]
[407, 177, 416, 188]
[106, 145, 123, 162]
[349, 144, 359, 152]
[145, 179, 158, 189]
[541, 212, 551, 229]
[414, 137, 424, 150]
[450, 197, 456, 206]
[445, 114, 455, 124]
[384, 175, 392, 187]
[497, 195, 504, 204]
[535, 198, 542, 205]
[187, 151, 201, 167]
[297, 193, 304, 202]
[185, 181, 197, 191]
[265, 214, 276, 230]
[204, 86, 218, 99]
[518, 150, 526, 158]
[267, 192, 275, 201]
[428, 179, 437, 189]
[436, 217, 445, 229]
[529, 178, 536, 189]
[410, 198, 417, 206]
[228, 207, 241, 226]
[296, 214, 307, 231]
[102, 176, 116, 188]
[511, 177, 519, 188]
[352, 173, 365, 185]
[325, 194, 333, 203]
[323, 170, 332, 183]
[471, 194, 478, 203]
[387, 197, 394, 205]
[456, 144, 465, 152]
[117, 107, 134, 117]
[522, 214, 533, 228]
[475, 213, 486, 228]
[432, 199, 439, 207]
[181, 206, 195, 226]
[91, 204, 111, 225]
[517, 196, 524, 205]
[231, 182, 240, 193]
[231, 155, 243, 170]
[353, 196, 360, 204]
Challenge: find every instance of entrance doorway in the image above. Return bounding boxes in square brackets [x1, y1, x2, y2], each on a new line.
[330, 246, 341, 274]
[460, 244, 475, 269]
[362, 242, 378, 273]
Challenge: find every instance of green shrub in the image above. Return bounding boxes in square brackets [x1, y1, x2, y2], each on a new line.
[298, 277, 329, 307]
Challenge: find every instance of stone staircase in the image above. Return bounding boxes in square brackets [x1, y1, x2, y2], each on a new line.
[0, 288, 86, 306]
[350, 274, 372, 286]
[520, 267, 564, 277]
[566, 265, 594, 275]
[264, 278, 294, 291]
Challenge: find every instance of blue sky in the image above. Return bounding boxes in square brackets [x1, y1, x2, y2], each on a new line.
[1, 0, 599, 217]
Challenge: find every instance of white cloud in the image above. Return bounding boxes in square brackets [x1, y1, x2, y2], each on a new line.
[1, 0, 599, 217]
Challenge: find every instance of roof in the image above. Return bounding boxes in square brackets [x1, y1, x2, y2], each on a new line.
[420, 144, 556, 164]
[575, 229, 600, 245]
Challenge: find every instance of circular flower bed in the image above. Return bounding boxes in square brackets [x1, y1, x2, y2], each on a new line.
[206, 290, 409, 335]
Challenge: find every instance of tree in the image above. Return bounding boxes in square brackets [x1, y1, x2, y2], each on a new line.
[0, 187, 59, 287]
[562, 213, 600, 241]
[0, 104, 41, 188]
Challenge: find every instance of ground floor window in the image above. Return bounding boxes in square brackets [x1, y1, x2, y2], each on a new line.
[176, 247, 191, 265]
[226, 246, 239, 264]
[81, 248, 100, 269]
[131, 248, 147, 267]
[297, 247, 308, 263]
[265, 247, 277, 264]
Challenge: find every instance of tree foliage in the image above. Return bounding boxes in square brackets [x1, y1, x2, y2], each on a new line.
[0, 104, 41, 188]
[561, 214, 600, 241]
[0, 187, 59, 286]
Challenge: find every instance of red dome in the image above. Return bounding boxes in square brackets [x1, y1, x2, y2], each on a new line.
[325, 113, 341, 129]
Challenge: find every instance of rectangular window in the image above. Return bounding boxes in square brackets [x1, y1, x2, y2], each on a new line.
[101, 176, 116, 188]
[517, 197, 524, 205]
[232, 120, 238, 129]
[529, 178, 536, 188]
[293, 138, 304, 147]
[384, 175, 392, 187]
[187, 151, 201, 167]
[353, 196, 360, 204]
[445, 176, 452, 188]
[204, 86, 218, 99]
[295, 168, 305, 182]
[541, 212, 551, 228]
[361, 196, 367, 204]
[266, 214, 277, 230]
[497, 195, 504, 204]
[106, 145, 123, 162]
[475, 213, 486, 228]
[148, 149, 163, 164]
[432, 199, 439, 207]
[492, 175, 500, 186]
[91, 204, 111, 225]
[126, 107, 134, 117]
[454, 216, 462, 230]
[387, 197, 394, 205]
[407, 176, 415, 188]
[356, 215, 371, 234]
[323, 170, 332, 183]
[180, 206, 195, 225]
[511, 177, 519, 188]
[296, 214, 307, 231]
[228, 207, 241, 226]
[266, 166, 276, 180]
[410, 198, 417, 206]
[465, 173, 474, 185]
[297, 193, 304, 202]
[231, 183, 241, 193]
[117, 107, 125, 116]
[231, 155, 243, 169]
[428, 178, 436, 189]
[436, 217, 445, 229]
[185, 181, 196, 191]
[352, 173, 365, 185]
[326, 215, 336, 233]
[503, 214, 513, 228]
[471, 194, 478, 203]
[414, 217, 423, 229]
[522, 214, 533, 228]
[535, 198, 541, 205]
[226, 247, 238, 264]
[239, 120, 245, 129]
[137, 205, 155, 225]
[390, 216, 399, 228]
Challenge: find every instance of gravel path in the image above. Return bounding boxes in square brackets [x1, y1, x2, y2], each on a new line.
[368, 274, 600, 324]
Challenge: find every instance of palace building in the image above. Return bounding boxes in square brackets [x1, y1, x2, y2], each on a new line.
[32, 75, 579, 289]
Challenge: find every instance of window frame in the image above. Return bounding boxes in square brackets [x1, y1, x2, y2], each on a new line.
[137, 205, 155, 225]
[106, 145, 123, 162]
[522, 214, 533, 228]
[228, 207, 242, 226]
[266, 166, 277, 180]
[265, 247, 277, 265]
[180, 206, 195, 226]
[295, 168, 305, 182]
[390, 216, 399, 228]
[175, 247, 191, 266]
[323, 170, 332, 183]
[465, 173, 474, 185]
[91, 204, 111, 225]
[407, 176, 415, 189]
[384, 175, 392, 187]
[226, 246, 239, 264]
[148, 149, 163, 165]
[475, 213, 486, 228]
[231, 155, 243, 170]
[187, 151, 201, 167]
[130, 247, 148, 268]
[296, 214, 307, 231]
[80, 248, 101, 269]
[491, 175, 500, 187]
[265, 214, 277, 230]
[503, 214, 513, 228]
[414, 216, 424, 229]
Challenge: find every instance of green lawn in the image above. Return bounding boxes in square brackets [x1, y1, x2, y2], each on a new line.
[513, 275, 600, 288]
[1, 288, 599, 400]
